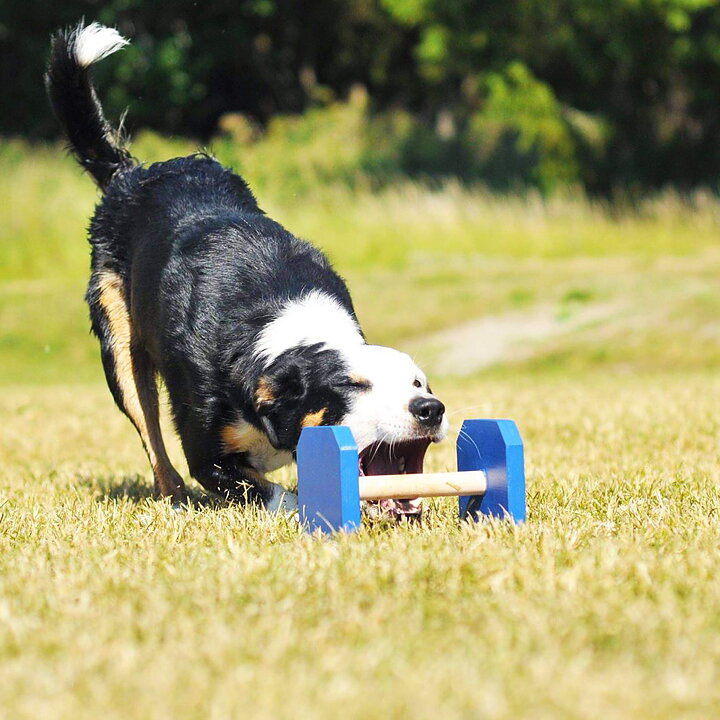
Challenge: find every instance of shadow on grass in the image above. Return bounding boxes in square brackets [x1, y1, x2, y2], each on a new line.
[79, 473, 227, 510]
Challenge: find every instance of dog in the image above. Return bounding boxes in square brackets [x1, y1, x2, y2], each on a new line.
[45, 22, 448, 514]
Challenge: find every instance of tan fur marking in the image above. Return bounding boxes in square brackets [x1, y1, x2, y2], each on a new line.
[350, 373, 372, 389]
[302, 408, 327, 428]
[97, 271, 185, 501]
[97, 272, 146, 432]
[255, 376, 275, 405]
[220, 419, 292, 474]
[220, 421, 268, 454]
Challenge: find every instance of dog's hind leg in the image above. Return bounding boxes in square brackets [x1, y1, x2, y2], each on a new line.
[89, 270, 187, 504]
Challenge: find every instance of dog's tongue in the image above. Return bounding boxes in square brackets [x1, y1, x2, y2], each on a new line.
[364, 497, 423, 521]
[379, 497, 423, 518]
[360, 439, 430, 522]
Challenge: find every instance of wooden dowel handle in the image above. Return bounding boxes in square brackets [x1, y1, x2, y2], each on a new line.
[358, 470, 487, 500]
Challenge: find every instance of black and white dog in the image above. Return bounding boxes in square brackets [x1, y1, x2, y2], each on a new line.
[46, 23, 448, 514]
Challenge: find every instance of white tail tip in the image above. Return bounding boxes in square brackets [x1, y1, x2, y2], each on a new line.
[74, 23, 129, 68]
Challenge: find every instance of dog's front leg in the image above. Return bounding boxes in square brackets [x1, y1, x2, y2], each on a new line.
[172, 401, 297, 512]
[192, 453, 297, 512]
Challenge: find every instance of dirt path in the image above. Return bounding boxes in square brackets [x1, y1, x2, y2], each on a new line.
[405, 301, 623, 376]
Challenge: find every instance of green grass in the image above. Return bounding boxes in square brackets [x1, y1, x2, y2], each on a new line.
[2, 140, 720, 383]
[1, 138, 720, 718]
[4, 251, 720, 384]
[4, 137, 720, 285]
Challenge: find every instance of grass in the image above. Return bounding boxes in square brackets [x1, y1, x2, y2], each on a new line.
[3, 140, 720, 383]
[4, 251, 720, 384]
[1, 137, 720, 718]
[2, 376, 720, 719]
[4, 137, 720, 285]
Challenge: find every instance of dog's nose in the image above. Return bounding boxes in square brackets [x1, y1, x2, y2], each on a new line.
[409, 396, 445, 428]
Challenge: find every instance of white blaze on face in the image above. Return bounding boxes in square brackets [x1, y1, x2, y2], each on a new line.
[342, 344, 449, 453]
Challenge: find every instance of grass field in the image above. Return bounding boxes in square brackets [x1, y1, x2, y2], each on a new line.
[1, 141, 720, 718]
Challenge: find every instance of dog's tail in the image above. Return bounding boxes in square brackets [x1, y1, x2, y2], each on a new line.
[45, 22, 134, 190]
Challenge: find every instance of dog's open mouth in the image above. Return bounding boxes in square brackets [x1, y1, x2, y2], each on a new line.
[359, 438, 431, 521]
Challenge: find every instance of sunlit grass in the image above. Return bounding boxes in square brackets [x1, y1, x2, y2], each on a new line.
[1, 376, 719, 718]
[3, 138, 720, 285]
[2, 138, 719, 384]
[2, 135, 720, 718]
[3, 250, 719, 385]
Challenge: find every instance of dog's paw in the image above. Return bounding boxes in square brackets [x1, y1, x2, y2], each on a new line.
[264, 483, 299, 514]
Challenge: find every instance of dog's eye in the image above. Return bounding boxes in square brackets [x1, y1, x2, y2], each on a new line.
[413, 378, 423, 388]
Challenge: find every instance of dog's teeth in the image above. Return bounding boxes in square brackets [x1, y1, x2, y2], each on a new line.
[398, 457, 406, 473]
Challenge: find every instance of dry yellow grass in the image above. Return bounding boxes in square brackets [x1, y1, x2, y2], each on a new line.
[1, 375, 719, 719]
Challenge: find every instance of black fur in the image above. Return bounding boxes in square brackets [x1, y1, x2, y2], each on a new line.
[45, 25, 367, 504]
[45, 25, 133, 189]
[253, 343, 361, 450]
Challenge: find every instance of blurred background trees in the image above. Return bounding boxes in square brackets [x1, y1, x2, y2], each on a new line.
[2, 0, 720, 194]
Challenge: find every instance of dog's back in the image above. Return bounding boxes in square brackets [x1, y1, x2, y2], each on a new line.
[45, 25, 355, 362]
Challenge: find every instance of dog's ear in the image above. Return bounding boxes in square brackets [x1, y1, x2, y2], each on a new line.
[253, 353, 311, 450]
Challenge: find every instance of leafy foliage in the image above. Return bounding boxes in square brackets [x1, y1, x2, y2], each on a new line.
[3, 0, 720, 190]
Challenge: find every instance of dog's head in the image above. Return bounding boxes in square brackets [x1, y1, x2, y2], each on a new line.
[251, 290, 448, 486]
[254, 342, 448, 475]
